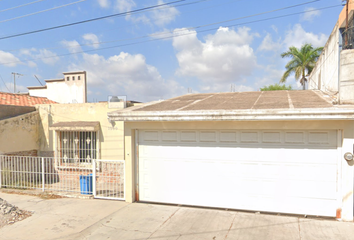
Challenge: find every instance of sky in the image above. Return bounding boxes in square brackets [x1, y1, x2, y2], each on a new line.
[0, 0, 345, 102]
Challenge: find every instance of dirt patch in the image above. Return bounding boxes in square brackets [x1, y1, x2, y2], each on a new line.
[0, 189, 64, 200]
[0, 198, 32, 229]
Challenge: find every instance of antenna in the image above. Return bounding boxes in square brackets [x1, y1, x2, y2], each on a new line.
[11, 72, 23, 93]
[34, 75, 43, 86]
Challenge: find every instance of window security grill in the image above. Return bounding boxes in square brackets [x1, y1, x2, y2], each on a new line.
[57, 131, 97, 167]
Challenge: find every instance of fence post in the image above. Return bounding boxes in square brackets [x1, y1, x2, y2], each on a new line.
[41, 157, 45, 192]
[92, 159, 96, 198]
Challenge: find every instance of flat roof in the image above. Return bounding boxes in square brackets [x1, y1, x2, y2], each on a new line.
[108, 90, 354, 121]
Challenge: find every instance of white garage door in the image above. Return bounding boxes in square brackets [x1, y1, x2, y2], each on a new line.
[138, 130, 338, 217]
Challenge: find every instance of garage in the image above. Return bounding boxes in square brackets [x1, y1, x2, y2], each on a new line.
[138, 129, 339, 217]
[108, 90, 354, 220]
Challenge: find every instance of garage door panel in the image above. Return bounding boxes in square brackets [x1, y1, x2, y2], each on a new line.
[138, 130, 338, 217]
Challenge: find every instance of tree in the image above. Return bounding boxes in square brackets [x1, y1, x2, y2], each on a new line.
[280, 43, 323, 90]
[260, 84, 292, 91]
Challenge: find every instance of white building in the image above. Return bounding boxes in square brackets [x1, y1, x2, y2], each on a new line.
[28, 71, 87, 104]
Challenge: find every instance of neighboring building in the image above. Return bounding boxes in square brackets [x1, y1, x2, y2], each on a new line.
[108, 90, 354, 221]
[0, 91, 56, 120]
[308, 1, 354, 104]
[28, 71, 87, 104]
[0, 91, 57, 155]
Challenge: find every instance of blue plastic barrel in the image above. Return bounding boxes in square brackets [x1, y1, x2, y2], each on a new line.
[80, 174, 93, 195]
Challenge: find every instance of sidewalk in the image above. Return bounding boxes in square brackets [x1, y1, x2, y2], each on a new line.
[1, 191, 354, 240]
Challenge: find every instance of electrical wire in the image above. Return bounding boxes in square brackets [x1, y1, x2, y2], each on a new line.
[4, 0, 234, 53]
[0, 0, 186, 40]
[0, 0, 48, 14]
[3, 4, 341, 66]
[0, 0, 88, 24]
[0, 74, 11, 92]
[2, 0, 329, 53]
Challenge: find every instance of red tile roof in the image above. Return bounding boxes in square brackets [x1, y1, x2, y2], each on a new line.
[0, 92, 57, 106]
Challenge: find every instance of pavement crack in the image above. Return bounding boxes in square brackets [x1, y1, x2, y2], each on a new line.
[147, 207, 180, 239]
[224, 212, 237, 240]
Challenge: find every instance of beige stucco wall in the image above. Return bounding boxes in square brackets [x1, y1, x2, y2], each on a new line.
[37, 102, 124, 160]
[123, 120, 354, 221]
[0, 105, 36, 120]
[0, 111, 39, 154]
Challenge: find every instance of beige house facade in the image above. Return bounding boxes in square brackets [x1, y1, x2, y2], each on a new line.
[0, 102, 125, 162]
[109, 91, 354, 221]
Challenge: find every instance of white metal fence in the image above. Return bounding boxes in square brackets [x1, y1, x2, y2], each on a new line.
[0, 155, 125, 200]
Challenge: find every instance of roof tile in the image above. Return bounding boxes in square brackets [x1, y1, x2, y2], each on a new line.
[0, 92, 57, 106]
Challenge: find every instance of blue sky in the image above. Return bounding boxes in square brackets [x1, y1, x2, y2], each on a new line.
[0, 0, 344, 102]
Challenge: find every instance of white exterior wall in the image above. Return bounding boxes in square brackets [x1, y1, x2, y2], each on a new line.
[308, 23, 340, 94]
[28, 88, 47, 98]
[28, 71, 87, 104]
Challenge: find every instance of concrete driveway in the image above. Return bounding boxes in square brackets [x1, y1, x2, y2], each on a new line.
[0, 192, 354, 240]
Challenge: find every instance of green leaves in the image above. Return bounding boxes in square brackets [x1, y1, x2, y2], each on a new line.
[260, 84, 293, 91]
[280, 43, 323, 89]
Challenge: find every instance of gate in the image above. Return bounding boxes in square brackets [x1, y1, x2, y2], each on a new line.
[93, 160, 125, 200]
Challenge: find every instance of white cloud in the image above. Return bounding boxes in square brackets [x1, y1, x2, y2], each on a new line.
[149, 29, 174, 40]
[258, 33, 281, 52]
[36, 49, 60, 65]
[98, 0, 110, 8]
[61, 40, 82, 53]
[0, 50, 21, 67]
[67, 52, 185, 102]
[254, 65, 284, 90]
[284, 24, 327, 48]
[115, 0, 135, 12]
[18, 48, 60, 65]
[301, 7, 321, 22]
[173, 27, 257, 84]
[151, 0, 179, 26]
[82, 33, 100, 49]
[27, 61, 37, 68]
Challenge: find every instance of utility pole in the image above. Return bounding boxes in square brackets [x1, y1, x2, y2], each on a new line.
[11, 72, 23, 93]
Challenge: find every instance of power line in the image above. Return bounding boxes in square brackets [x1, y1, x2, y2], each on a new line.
[0, 0, 88, 24]
[2, 0, 328, 54]
[0, 0, 48, 14]
[2, 4, 341, 66]
[0, 0, 186, 40]
[4, 0, 220, 53]
[0, 74, 11, 92]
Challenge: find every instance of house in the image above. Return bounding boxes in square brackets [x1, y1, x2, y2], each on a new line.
[28, 71, 87, 104]
[308, 1, 354, 104]
[108, 90, 354, 221]
[105, 2, 354, 221]
[0, 92, 57, 155]
[0, 71, 126, 162]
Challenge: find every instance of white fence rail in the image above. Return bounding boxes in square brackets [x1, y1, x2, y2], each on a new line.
[0, 155, 125, 200]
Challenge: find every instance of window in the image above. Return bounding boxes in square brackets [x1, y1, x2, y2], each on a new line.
[72, 76, 75, 81]
[78, 76, 81, 80]
[57, 131, 97, 167]
[66, 76, 70, 81]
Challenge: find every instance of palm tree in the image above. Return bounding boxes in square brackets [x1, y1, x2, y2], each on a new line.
[280, 43, 323, 90]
